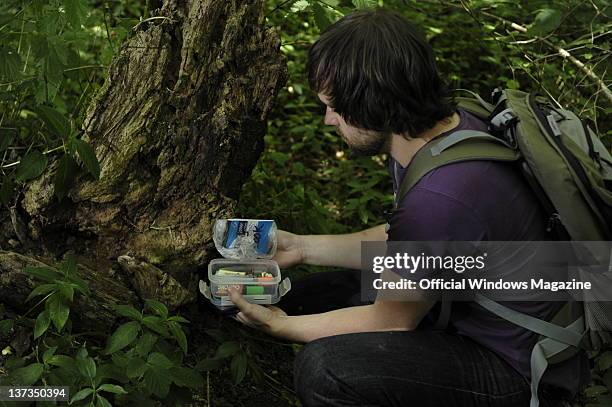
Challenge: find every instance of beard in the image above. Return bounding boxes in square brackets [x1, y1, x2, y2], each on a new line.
[340, 129, 391, 157]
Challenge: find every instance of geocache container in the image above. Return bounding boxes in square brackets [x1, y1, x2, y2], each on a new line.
[200, 219, 290, 310]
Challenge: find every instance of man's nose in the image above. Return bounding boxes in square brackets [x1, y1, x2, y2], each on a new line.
[324, 107, 338, 126]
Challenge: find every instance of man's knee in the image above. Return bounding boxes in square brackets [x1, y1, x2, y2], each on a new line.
[294, 337, 343, 406]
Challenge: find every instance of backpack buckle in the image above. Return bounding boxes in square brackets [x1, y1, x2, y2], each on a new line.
[491, 108, 516, 128]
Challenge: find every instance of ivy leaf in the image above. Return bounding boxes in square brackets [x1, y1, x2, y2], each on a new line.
[15, 150, 48, 182]
[11, 363, 44, 385]
[168, 321, 187, 354]
[35, 106, 70, 140]
[74, 139, 100, 180]
[105, 321, 140, 354]
[0, 175, 14, 206]
[34, 310, 50, 339]
[527, 9, 562, 36]
[54, 154, 78, 200]
[230, 351, 248, 385]
[48, 293, 70, 331]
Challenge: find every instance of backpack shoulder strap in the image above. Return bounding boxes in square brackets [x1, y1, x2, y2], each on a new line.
[396, 130, 519, 206]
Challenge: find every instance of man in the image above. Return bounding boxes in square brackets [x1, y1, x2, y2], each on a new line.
[227, 8, 588, 407]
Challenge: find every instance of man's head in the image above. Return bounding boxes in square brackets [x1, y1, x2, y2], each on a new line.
[307, 8, 455, 155]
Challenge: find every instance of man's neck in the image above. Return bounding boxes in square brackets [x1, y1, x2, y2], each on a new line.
[389, 112, 460, 168]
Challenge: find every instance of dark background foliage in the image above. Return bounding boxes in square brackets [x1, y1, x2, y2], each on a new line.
[0, 0, 610, 405]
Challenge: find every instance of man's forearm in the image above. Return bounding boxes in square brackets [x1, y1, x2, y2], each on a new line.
[273, 302, 422, 343]
[301, 224, 387, 269]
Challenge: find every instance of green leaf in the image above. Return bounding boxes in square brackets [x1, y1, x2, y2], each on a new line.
[143, 367, 171, 398]
[352, 0, 377, 8]
[585, 385, 609, 398]
[0, 175, 15, 206]
[42, 346, 57, 363]
[145, 299, 168, 319]
[168, 315, 189, 324]
[98, 383, 127, 394]
[147, 352, 174, 369]
[26, 283, 57, 302]
[35, 106, 70, 140]
[63, 0, 87, 28]
[47, 355, 76, 371]
[11, 363, 43, 385]
[135, 332, 157, 357]
[0, 319, 13, 336]
[58, 282, 75, 302]
[290, 0, 310, 12]
[54, 154, 78, 200]
[527, 9, 562, 36]
[96, 394, 112, 407]
[0, 133, 14, 153]
[76, 356, 96, 380]
[15, 150, 48, 182]
[24, 266, 62, 283]
[125, 357, 147, 379]
[48, 293, 70, 331]
[74, 139, 100, 180]
[168, 321, 188, 354]
[170, 367, 203, 389]
[34, 310, 51, 339]
[215, 341, 240, 359]
[195, 357, 224, 372]
[69, 387, 93, 404]
[204, 329, 228, 343]
[113, 305, 142, 321]
[312, 3, 333, 32]
[597, 351, 612, 372]
[0, 47, 21, 80]
[142, 315, 169, 336]
[105, 321, 140, 354]
[230, 351, 248, 385]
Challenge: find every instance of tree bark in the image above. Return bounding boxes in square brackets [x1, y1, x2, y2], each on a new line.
[0, 0, 286, 328]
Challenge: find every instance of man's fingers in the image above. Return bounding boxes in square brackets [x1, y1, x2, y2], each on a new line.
[228, 287, 251, 309]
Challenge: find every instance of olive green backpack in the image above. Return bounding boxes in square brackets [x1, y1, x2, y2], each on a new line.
[396, 89, 612, 407]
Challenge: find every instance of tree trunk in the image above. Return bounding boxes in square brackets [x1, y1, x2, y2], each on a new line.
[0, 0, 286, 329]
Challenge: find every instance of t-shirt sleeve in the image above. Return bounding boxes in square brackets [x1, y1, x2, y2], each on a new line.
[387, 187, 488, 242]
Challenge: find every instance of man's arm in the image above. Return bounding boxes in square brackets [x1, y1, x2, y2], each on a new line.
[228, 286, 433, 343]
[300, 223, 387, 269]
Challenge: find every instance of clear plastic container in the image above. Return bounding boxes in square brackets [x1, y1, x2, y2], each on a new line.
[199, 259, 291, 309]
[212, 219, 277, 259]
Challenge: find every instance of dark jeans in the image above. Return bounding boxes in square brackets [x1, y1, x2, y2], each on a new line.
[278, 270, 564, 407]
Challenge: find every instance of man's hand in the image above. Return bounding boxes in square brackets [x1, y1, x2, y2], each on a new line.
[273, 230, 305, 268]
[228, 287, 288, 336]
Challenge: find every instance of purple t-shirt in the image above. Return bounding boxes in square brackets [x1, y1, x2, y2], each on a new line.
[387, 109, 589, 394]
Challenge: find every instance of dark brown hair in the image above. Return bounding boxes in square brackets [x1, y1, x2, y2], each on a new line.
[307, 8, 456, 137]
